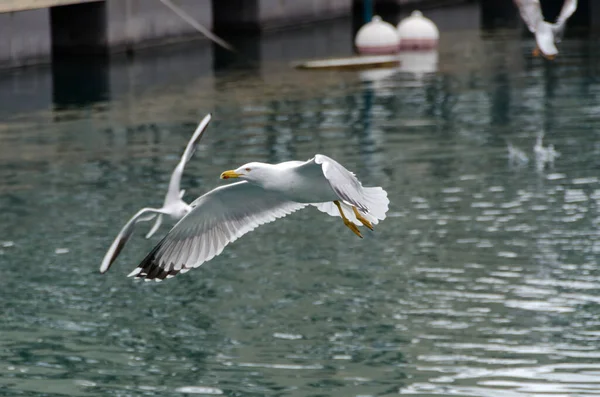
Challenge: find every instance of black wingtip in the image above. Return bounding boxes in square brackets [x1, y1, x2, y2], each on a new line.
[128, 237, 185, 281]
[128, 237, 164, 280]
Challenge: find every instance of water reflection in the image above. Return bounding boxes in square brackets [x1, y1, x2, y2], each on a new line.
[52, 55, 110, 109]
[1, 14, 600, 397]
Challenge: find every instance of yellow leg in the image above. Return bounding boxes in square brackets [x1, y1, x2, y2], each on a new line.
[352, 207, 373, 231]
[334, 200, 362, 238]
[532, 47, 540, 57]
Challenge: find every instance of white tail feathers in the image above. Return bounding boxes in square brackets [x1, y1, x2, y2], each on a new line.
[362, 186, 390, 222]
[312, 186, 389, 226]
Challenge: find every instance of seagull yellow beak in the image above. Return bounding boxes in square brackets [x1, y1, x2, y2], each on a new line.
[220, 170, 241, 179]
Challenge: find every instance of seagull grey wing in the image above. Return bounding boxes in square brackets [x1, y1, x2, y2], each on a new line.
[100, 208, 168, 274]
[514, 0, 543, 32]
[312, 154, 389, 223]
[556, 0, 577, 26]
[553, 0, 577, 40]
[164, 113, 212, 205]
[128, 181, 308, 280]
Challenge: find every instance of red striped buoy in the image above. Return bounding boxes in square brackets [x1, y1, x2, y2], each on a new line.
[355, 16, 400, 55]
[397, 11, 439, 51]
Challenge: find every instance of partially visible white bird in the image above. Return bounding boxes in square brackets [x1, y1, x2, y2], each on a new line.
[513, 0, 578, 59]
[100, 113, 212, 274]
[125, 154, 390, 281]
[534, 131, 560, 170]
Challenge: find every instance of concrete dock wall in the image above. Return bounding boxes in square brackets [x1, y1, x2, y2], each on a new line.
[106, 0, 212, 51]
[50, 0, 213, 54]
[0, 0, 99, 13]
[0, 0, 352, 68]
[258, 0, 352, 30]
[213, 0, 352, 32]
[0, 8, 51, 68]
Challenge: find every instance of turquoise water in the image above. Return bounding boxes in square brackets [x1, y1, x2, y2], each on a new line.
[2, 22, 600, 396]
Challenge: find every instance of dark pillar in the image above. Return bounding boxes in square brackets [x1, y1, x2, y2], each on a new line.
[50, 1, 108, 55]
[480, 0, 520, 30]
[213, 0, 259, 33]
[592, 0, 600, 33]
[50, 2, 109, 108]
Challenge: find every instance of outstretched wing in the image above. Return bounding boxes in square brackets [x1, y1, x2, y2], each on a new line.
[128, 181, 307, 280]
[100, 208, 168, 274]
[553, 0, 577, 40]
[181, 113, 212, 165]
[556, 0, 577, 27]
[514, 0, 543, 33]
[164, 113, 212, 204]
[310, 154, 389, 223]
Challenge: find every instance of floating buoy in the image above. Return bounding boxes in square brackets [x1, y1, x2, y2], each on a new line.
[397, 10, 439, 50]
[355, 16, 400, 55]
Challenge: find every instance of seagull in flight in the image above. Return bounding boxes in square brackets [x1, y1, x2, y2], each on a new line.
[100, 113, 212, 274]
[513, 0, 578, 59]
[120, 154, 390, 281]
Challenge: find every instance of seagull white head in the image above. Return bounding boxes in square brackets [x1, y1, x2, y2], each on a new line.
[220, 162, 271, 183]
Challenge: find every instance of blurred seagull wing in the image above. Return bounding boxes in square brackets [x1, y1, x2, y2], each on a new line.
[553, 0, 577, 40]
[100, 208, 168, 274]
[514, 0, 543, 32]
[556, 0, 577, 27]
[165, 113, 212, 204]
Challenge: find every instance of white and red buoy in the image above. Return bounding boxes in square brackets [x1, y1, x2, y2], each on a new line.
[355, 15, 400, 55]
[397, 10, 439, 51]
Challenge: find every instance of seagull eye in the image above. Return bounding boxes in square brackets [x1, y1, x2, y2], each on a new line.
[245, 168, 251, 172]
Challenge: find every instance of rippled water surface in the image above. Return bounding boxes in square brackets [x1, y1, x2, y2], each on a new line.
[2, 20, 600, 397]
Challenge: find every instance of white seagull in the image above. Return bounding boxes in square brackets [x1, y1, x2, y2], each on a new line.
[125, 155, 390, 281]
[534, 131, 560, 170]
[99, 113, 212, 274]
[513, 0, 578, 59]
